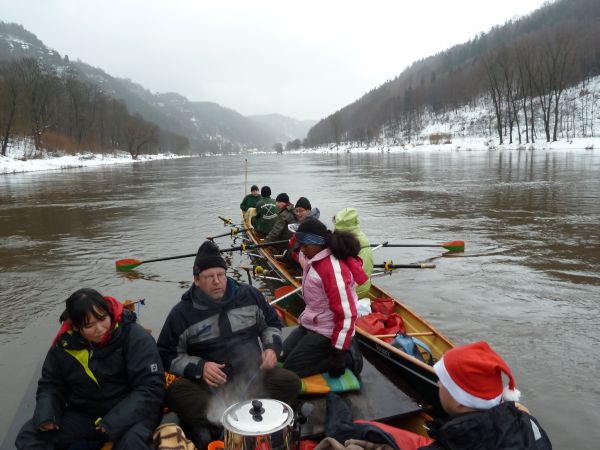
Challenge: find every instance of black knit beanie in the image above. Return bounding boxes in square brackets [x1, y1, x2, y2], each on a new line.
[296, 217, 328, 238]
[193, 241, 227, 275]
[261, 186, 271, 197]
[295, 197, 312, 210]
[276, 193, 290, 204]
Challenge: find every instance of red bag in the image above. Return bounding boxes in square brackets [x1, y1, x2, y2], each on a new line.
[356, 312, 405, 336]
[370, 297, 395, 315]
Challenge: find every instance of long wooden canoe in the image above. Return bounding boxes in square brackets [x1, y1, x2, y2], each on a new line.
[240, 211, 455, 410]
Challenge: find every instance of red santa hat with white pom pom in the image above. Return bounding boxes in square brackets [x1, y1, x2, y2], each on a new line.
[433, 341, 521, 410]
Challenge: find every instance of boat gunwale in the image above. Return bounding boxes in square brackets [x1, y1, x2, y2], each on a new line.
[239, 210, 454, 375]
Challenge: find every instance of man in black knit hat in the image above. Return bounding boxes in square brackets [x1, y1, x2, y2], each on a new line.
[157, 241, 300, 448]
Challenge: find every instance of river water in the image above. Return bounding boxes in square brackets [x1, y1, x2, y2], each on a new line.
[1, 150, 598, 448]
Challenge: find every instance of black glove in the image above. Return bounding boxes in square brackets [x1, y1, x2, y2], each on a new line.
[327, 348, 347, 378]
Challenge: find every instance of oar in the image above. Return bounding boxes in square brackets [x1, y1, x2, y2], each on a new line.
[373, 261, 436, 270]
[369, 240, 465, 252]
[115, 240, 289, 271]
[219, 239, 288, 253]
[206, 227, 248, 240]
[271, 285, 302, 305]
[116, 254, 196, 271]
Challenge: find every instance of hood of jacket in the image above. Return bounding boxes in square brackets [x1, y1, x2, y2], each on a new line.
[334, 208, 362, 233]
[52, 296, 126, 346]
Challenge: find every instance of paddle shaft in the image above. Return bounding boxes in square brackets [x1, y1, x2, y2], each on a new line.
[116, 240, 288, 271]
[373, 263, 436, 269]
[371, 244, 445, 248]
[271, 287, 302, 305]
[220, 239, 288, 253]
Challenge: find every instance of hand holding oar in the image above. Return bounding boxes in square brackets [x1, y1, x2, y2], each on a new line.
[374, 261, 436, 270]
[369, 240, 465, 252]
[207, 227, 248, 240]
[115, 239, 289, 271]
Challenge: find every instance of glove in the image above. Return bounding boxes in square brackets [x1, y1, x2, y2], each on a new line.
[327, 348, 347, 378]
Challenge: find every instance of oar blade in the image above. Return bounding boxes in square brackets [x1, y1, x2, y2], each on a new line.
[441, 240, 465, 252]
[115, 258, 143, 271]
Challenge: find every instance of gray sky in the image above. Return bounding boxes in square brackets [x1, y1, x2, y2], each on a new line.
[2, 0, 547, 120]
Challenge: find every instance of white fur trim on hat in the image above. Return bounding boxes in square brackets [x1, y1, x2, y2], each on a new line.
[502, 385, 521, 402]
[434, 358, 503, 410]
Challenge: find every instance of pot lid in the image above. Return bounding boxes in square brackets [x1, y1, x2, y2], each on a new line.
[221, 399, 293, 435]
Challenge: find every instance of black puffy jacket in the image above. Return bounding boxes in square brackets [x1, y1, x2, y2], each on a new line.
[421, 402, 552, 450]
[33, 309, 165, 440]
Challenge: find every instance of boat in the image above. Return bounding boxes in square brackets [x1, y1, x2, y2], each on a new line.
[2, 300, 438, 449]
[238, 211, 455, 411]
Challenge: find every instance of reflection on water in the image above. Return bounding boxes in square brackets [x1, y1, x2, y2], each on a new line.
[1, 151, 599, 448]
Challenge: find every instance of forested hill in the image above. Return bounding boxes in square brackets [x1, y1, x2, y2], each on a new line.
[0, 22, 310, 156]
[306, 0, 600, 147]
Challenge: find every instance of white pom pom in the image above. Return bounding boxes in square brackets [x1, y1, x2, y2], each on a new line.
[502, 386, 521, 402]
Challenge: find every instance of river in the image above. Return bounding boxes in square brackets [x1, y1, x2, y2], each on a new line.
[1, 150, 598, 448]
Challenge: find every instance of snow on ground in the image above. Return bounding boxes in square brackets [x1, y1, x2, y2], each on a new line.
[0, 141, 193, 175]
[288, 136, 598, 154]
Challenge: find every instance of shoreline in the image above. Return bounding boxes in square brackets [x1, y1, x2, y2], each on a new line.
[1, 136, 597, 175]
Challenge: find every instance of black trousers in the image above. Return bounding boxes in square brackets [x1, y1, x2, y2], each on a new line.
[15, 408, 157, 450]
[282, 326, 361, 378]
[165, 367, 301, 429]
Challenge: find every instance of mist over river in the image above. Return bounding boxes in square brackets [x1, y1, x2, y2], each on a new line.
[1, 150, 598, 449]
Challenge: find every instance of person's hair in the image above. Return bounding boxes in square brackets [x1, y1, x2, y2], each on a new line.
[60, 288, 111, 328]
[327, 230, 361, 260]
[261, 186, 271, 197]
[297, 217, 360, 260]
[250, 185, 259, 192]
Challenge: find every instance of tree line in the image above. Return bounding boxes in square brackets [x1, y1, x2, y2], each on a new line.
[0, 57, 189, 158]
[305, 0, 600, 148]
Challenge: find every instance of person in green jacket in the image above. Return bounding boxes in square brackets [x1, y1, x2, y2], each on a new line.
[333, 208, 373, 297]
[251, 186, 278, 236]
[265, 193, 298, 252]
[240, 185, 261, 211]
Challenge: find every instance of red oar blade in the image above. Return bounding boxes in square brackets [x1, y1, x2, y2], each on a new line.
[441, 240, 465, 252]
[115, 258, 143, 271]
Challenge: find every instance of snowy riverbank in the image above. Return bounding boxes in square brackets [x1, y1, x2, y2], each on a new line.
[2, 136, 597, 175]
[0, 145, 194, 175]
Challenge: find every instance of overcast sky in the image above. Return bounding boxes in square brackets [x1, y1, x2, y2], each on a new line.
[2, 0, 548, 120]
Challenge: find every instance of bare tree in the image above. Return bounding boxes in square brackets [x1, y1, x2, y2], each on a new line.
[121, 114, 159, 159]
[0, 62, 20, 156]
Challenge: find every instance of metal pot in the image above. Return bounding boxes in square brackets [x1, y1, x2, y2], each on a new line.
[221, 399, 294, 450]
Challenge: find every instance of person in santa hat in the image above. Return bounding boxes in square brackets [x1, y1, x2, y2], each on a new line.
[422, 341, 552, 449]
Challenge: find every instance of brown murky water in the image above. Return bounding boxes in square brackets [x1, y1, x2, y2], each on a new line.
[1, 150, 599, 448]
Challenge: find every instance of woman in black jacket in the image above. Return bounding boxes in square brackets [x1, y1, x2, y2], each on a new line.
[15, 288, 165, 450]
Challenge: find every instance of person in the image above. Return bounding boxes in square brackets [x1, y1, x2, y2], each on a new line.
[251, 185, 278, 236]
[320, 341, 553, 450]
[422, 341, 552, 449]
[157, 241, 301, 448]
[334, 208, 373, 297]
[282, 218, 368, 378]
[264, 193, 298, 251]
[283, 196, 320, 270]
[15, 288, 165, 450]
[240, 184, 261, 211]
